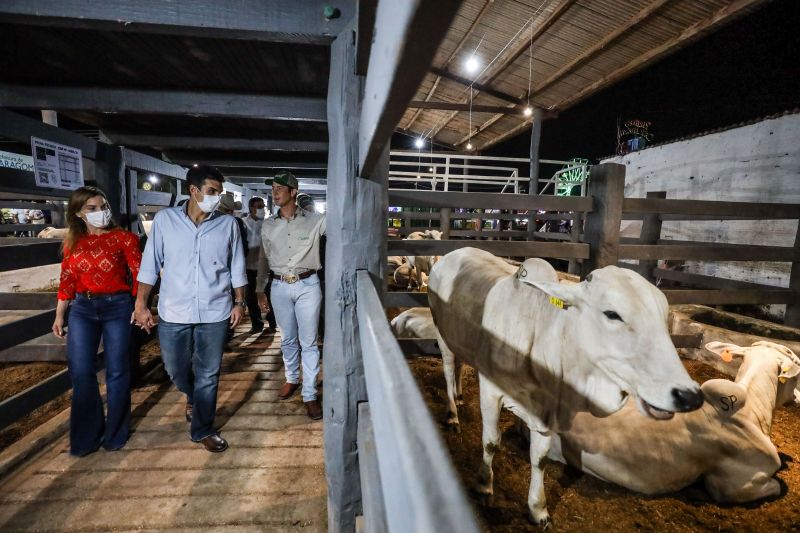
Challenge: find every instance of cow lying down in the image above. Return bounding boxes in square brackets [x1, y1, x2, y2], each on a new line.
[427, 248, 703, 525]
[547, 340, 800, 503]
[392, 305, 799, 520]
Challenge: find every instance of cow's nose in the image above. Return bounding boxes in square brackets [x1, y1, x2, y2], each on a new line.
[671, 387, 704, 412]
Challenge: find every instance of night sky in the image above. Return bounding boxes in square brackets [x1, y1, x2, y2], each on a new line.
[485, 0, 800, 162]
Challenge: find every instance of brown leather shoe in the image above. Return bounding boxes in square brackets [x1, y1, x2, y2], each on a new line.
[304, 399, 323, 420]
[185, 403, 193, 423]
[277, 382, 300, 400]
[198, 434, 228, 453]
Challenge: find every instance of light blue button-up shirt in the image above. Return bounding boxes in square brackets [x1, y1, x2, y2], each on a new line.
[138, 206, 248, 324]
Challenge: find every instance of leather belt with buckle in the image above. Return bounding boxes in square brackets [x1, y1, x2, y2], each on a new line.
[272, 270, 316, 284]
[78, 290, 130, 300]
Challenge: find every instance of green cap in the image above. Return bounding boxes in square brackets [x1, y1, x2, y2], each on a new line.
[265, 171, 298, 189]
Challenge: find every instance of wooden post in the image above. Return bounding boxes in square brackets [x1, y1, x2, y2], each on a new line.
[784, 220, 800, 328]
[568, 212, 581, 275]
[581, 163, 625, 277]
[324, 27, 388, 533]
[637, 191, 666, 282]
[440, 207, 451, 239]
[94, 144, 125, 224]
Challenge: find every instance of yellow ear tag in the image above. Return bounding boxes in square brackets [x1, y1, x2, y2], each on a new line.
[549, 296, 565, 309]
[779, 377, 788, 384]
[720, 349, 733, 363]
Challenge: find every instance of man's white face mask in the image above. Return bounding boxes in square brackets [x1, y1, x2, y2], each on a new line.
[85, 209, 112, 228]
[197, 193, 221, 214]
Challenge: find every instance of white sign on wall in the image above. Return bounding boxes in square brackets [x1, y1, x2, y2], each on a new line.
[0, 150, 34, 172]
[31, 136, 84, 190]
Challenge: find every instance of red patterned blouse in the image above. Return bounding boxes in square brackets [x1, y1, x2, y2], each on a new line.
[57, 229, 142, 300]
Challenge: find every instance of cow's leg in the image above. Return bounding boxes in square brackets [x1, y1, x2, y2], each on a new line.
[476, 375, 503, 505]
[528, 430, 553, 526]
[438, 333, 460, 432]
[454, 360, 465, 406]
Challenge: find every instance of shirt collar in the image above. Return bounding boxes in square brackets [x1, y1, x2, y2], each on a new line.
[276, 208, 305, 221]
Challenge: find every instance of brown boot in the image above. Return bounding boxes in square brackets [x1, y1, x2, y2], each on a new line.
[304, 399, 323, 420]
[277, 382, 300, 400]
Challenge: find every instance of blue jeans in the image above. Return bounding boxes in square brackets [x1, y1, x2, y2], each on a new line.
[66, 293, 134, 456]
[158, 319, 229, 441]
[270, 274, 322, 402]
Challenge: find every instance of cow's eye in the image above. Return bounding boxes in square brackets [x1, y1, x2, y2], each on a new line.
[603, 310, 623, 322]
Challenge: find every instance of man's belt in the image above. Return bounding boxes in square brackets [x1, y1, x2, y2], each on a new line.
[271, 270, 316, 284]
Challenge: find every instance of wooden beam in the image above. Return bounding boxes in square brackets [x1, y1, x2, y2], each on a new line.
[619, 244, 800, 262]
[0, 309, 55, 352]
[105, 134, 328, 152]
[163, 155, 326, 170]
[123, 149, 186, 179]
[0, 0, 356, 44]
[356, 0, 378, 76]
[403, 0, 495, 130]
[652, 268, 789, 292]
[408, 100, 528, 114]
[0, 368, 71, 431]
[622, 198, 800, 219]
[0, 85, 327, 122]
[581, 163, 625, 275]
[359, 0, 462, 178]
[663, 289, 795, 306]
[0, 292, 57, 310]
[556, 0, 770, 109]
[0, 241, 62, 271]
[356, 271, 480, 533]
[356, 403, 389, 532]
[429, 67, 523, 105]
[388, 239, 588, 259]
[383, 291, 428, 307]
[388, 190, 592, 212]
[0, 108, 98, 159]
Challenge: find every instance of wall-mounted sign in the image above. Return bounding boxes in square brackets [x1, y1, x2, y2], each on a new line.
[31, 136, 84, 190]
[0, 150, 35, 172]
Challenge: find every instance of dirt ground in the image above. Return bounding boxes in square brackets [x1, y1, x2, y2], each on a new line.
[0, 339, 162, 451]
[409, 357, 800, 532]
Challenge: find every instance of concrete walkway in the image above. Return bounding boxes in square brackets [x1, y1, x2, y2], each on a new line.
[0, 326, 326, 532]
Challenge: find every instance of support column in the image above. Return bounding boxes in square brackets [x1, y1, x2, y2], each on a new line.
[527, 106, 544, 239]
[324, 27, 388, 533]
[94, 144, 125, 226]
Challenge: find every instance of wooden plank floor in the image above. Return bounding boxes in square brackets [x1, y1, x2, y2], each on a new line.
[0, 324, 327, 532]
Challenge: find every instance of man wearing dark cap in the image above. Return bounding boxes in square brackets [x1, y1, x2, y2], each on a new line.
[256, 171, 326, 420]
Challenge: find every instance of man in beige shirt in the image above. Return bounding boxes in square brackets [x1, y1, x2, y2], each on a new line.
[256, 172, 326, 420]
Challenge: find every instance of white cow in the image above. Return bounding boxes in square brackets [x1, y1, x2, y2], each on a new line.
[404, 230, 442, 290]
[428, 247, 703, 525]
[547, 341, 800, 503]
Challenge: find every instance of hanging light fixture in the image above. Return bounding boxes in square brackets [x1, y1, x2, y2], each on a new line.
[523, 106, 533, 117]
[414, 137, 424, 149]
[465, 55, 479, 74]
[466, 142, 474, 151]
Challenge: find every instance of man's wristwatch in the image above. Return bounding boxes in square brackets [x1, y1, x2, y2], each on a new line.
[234, 300, 247, 308]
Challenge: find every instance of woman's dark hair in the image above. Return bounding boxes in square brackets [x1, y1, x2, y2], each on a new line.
[63, 186, 117, 255]
[186, 165, 225, 192]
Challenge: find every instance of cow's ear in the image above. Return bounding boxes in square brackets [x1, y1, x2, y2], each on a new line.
[701, 379, 747, 417]
[705, 342, 746, 363]
[519, 278, 583, 308]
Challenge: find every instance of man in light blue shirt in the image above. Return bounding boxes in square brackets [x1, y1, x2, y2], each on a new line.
[134, 165, 247, 453]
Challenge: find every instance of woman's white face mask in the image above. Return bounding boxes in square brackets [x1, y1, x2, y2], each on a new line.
[255, 208, 265, 219]
[84, 209, 112, 228]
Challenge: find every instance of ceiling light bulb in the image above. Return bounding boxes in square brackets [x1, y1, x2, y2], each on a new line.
[148, 174, 159, 183]
[466, 142, 473, 151]
[414, 138, 424, 149]
[192, 163, 198, 168]
[523, 106, 533, 117]
[428, 167, 434, 172]
[465, 56, 479, 73]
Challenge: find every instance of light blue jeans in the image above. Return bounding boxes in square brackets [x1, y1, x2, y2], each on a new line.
[270, 273, 322, 401]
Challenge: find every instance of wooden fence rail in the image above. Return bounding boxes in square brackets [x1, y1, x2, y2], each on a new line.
[356, 270, 480, 532]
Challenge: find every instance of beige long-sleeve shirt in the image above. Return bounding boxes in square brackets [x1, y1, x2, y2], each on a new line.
[256, 209, 326, 291]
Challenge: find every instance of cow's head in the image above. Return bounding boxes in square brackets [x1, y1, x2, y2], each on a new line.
[520, 265, 703, 419]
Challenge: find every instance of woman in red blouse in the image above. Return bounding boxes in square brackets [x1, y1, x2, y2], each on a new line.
[52, 186, 142, 456]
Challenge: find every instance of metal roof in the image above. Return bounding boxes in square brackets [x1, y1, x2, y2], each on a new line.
[399, 0, 769, 152]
